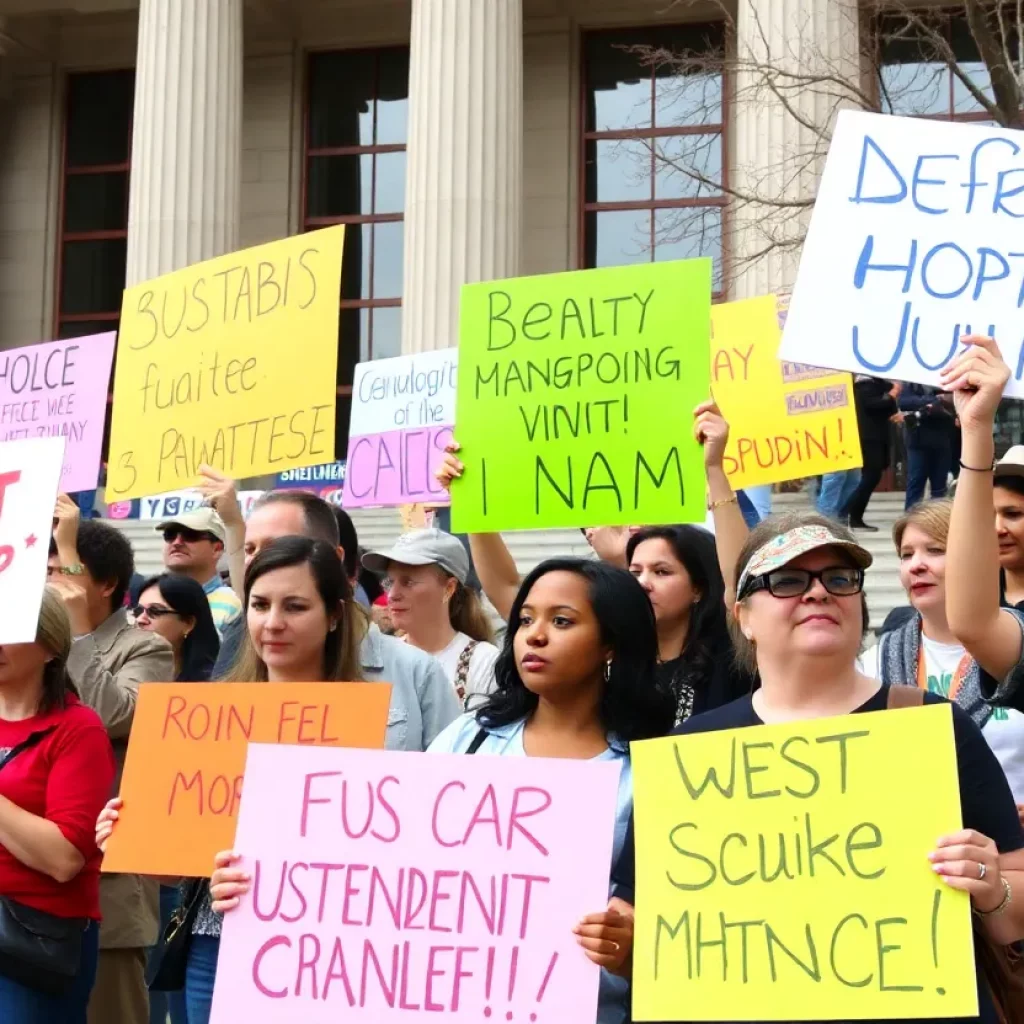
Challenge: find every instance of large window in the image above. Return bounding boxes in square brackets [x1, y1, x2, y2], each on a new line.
[56, 70, 134, 341]
[581, 25, 726, 294]
[304, 47, 409, 451]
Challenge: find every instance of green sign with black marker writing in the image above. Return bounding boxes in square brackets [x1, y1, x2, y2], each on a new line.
[451, 260, 712, 533]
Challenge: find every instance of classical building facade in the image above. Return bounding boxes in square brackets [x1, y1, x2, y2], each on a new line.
[0, 0, 1018, 457]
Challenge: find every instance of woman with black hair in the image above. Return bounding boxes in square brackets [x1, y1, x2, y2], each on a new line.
[130, 574, 220, 683]
[627, 525, 753, 725]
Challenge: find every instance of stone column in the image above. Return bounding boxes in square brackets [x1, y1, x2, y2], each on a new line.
[125, 0, 243, 285]
[401, 0, 522, 353]
[729, 0, 861, 298]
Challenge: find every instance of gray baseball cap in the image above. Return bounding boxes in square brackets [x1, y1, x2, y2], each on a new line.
[361, 528, 470, 584]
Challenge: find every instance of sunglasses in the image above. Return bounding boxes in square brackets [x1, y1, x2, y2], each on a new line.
[163, 527, 215, 545]
[130, 604, 182, 622]
[741, 566, 865, 600]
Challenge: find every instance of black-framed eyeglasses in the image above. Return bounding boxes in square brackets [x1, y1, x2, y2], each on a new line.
[741, 566, 865, 600]
[131, 604, 182, 621]
[162, 527, 215, 545]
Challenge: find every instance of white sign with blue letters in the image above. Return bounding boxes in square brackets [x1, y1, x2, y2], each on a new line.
[780, 110, 1024, 399]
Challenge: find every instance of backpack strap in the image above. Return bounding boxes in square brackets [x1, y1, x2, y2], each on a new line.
[0, 727, 58, 772]
[886, 685, 925, 710]
[454, 640, 480, 706]
[465, 728, 489, 755]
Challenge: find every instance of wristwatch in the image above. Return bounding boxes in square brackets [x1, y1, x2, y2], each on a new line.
[59, 564, 86, 576]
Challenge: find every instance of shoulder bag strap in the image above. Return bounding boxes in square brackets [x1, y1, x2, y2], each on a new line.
[887, 685, 926, 710]
[465, 728, 489, 755]
[0, 726, 58, 772]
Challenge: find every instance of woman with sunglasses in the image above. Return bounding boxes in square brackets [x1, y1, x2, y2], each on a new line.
[131, 574, 220, 684]
[611, 510, 1024, 1024]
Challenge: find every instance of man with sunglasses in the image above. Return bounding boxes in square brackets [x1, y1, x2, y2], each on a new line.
[155, 507, 241, 639]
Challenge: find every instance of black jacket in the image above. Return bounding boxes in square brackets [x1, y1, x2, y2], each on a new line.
[853, 375, 898, 445]
[899, 383, 954, 448]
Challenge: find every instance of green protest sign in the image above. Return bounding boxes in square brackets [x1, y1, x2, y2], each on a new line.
[451, 260, 712, 533]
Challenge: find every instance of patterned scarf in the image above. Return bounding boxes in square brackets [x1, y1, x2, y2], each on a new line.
[877, 614, 992, 729]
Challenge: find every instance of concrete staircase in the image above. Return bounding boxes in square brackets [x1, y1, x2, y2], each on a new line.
[111, 490, 911, 628]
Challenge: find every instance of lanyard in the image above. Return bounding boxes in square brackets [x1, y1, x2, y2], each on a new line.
[915, 644, 972, 702]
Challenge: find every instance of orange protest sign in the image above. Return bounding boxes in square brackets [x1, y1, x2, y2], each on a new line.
[102, 682, 391, 877]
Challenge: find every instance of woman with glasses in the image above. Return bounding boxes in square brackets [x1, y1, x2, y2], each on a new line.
[130, 574, 220, 684]
[361, 529, 499, 709]
[860, 500, 1024, 801]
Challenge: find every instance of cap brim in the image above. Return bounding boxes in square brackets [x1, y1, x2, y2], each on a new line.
[995, 464, 1024, 481]
[361, 548, 436, 574]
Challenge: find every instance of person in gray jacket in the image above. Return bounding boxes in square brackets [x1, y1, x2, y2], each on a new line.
[212, 489, 459, 751]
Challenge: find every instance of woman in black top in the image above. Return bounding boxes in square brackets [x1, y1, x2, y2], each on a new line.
[614, 510, 1024, 1024]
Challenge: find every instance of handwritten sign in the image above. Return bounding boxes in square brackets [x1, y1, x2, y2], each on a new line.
[713, 296, 862, 488]
[0, 437, 66, 644]
[211, 743, 619, 1023]
[342, 349, 456, 509]
[0, 333, 115, 492]
[101, 682, 391, 876]
[631, 704, 975, 1021]
[781, 111, 1024, 397]
[452, 261, 712, 532]
[106, 227, 345, 501]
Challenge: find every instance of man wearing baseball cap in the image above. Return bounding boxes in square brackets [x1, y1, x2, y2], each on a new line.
[155, 506, 241, 638]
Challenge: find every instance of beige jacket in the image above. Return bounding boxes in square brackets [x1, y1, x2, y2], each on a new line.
[67, 608, 174, 950]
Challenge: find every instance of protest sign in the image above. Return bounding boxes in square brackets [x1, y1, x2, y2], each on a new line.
[452, 260, 712, 532]
[0, 437, 66, 644]
[102, 682, 391, 877]
[631, 703, 975, 1021]
[712, 296, 861, 489]
[106, 489, 265, 521]
[343, 349, 456, 509]
[210, 743, 619, 1023]
[107, 226, 345, 501]
[0, 333, 116, 492]
[781, 110, 1024, 397]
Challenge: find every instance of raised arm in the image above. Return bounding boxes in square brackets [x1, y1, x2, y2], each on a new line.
[944, 336, 1024, 686]
[198, 464, 245, 596]
[694, 400, 749, 606]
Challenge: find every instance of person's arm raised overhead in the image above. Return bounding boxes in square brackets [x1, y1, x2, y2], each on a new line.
[435, 441, 520, 621]
[695, 400, 749, 607]
[198, 464, 245, 596]
[944, 335, 1024, 689]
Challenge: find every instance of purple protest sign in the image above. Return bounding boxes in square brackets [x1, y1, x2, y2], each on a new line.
[211, 743, 620, 1023]
[0, 333, 116, 492]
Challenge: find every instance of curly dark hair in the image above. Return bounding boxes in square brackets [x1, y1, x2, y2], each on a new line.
[76, 520, 135, 614]
[475, 557, 674, 748]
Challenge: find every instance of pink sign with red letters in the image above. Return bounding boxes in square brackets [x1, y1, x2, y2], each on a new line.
[211, 743, 620, 1023]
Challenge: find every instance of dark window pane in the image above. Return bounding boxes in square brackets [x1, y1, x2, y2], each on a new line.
[371, 307, 402, 360]
[377, 49, 410, 145]
[306, 155, 373, 218]
[58, 320, 118, 340]
[60, 240, 126, 315]
[877, 17, 949, 116]
[584, 32, 653, 133]
[653, 24, 725, 126]
[64, 173, 129, 232]
[374, 151, 406, 213]
[654, 133, 723, 199]
[335, 394, 353, 461]
[340, 225, 372, 301]
[586, 209, 652, 268]
[586, 139, 651, 203]
[66, 71, 134, 167]
[308, 51, 376, 148]
[654, 206, 722, 292]
[338, 307, 370, 386]
[372, 221, 404, 299]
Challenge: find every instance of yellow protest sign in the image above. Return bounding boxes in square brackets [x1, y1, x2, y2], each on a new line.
[107, 227, 344, 501]
[631, 704, 976, 1021]
[712, 295, 862, 490]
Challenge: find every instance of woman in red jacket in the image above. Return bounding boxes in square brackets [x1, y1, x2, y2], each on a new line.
[0, 586, 115, 1023]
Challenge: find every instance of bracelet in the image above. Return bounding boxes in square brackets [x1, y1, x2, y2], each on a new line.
[976, 876, 1013, 917]
[960, 458, 995, 473]
[707, 495, 738, 511]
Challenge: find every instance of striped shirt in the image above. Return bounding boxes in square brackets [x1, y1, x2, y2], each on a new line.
[201, 576, 241, 639]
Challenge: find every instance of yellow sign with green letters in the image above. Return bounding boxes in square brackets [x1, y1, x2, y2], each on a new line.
[631, 703, 976, 1021]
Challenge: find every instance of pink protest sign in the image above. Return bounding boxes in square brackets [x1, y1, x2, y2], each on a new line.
[0, 333, 116, 492]
[211, 743, 620, 1023]
[343, 349, 456, 508]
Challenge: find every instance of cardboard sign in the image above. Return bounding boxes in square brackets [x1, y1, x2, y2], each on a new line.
[342, 349, 457, 509]
[0, 333, 116, 492]
[0, 437, 66, 644]
[631, 704, 975, 1021]
[106, 227, 345, 501]
[781, 111, 1024, 397]
[452, 260, 712, 532]
[713, 296, 862, 488]
[211, 743, 620, 1023]
[101, 682, 391, 877]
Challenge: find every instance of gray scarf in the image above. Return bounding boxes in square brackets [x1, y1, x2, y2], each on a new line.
[877, 614, 992, 729]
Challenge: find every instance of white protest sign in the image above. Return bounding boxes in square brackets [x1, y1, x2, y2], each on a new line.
[780, 110, 1024, 397]
[105, 490, 264, 522]
[0, 436, 67, 643]
[343, 348, 457, 508]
